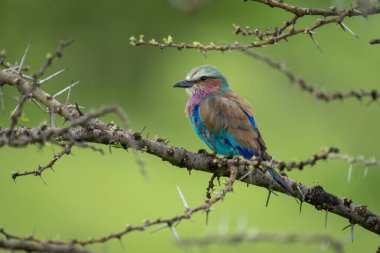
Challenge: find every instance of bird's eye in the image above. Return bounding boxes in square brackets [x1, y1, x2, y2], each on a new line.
[200, 76, 207, 81]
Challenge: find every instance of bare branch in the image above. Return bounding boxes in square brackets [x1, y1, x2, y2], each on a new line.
[129, 14, 339, 51]
[249, 0, 379, 17]
[8, 83, 37, 139]
[244, 50, 380, 103]
[11, 144, 73, 181]
[233, 15, 299, 38]
[33, 39, 74, 79]
[130, 3, 380, 52]
[0, 240, 96, 253]
[206, 174, 218, 199]
[273, 147, 339, 171]
[0, 228, 96, 253]
[329, 153, 380, 168]
[179, 230, 345, 253]
[7, 166, 236, 247]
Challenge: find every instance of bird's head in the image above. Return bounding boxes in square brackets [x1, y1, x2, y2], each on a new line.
[173, 65, 230, 96]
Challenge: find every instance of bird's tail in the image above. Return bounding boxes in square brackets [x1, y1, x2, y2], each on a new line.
[266, 167, 293, 195]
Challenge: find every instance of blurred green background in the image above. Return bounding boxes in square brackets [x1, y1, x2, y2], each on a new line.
[1, 0, 380, 252]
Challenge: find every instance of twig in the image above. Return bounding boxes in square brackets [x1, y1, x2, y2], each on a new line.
[244, 50, 380, 103]
[5, 166, 237, 247]
[11, 144, 73, 181]
[33, 39, 74, 79]
[273, 147, 339, 171]
[249, 0, 378, 17]
[179, 230, 345, 253]
[0, 240, 96, 253]
[206, 174, 218, 199]
[8, 83, 37, 139]
[130, 4, 380, 52]
[0, 227, 96, 253]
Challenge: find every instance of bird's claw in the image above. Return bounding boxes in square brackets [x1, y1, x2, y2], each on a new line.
[198, 149, 217, 157]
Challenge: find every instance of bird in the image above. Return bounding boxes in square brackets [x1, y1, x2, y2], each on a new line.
[173, 65, 293, 195]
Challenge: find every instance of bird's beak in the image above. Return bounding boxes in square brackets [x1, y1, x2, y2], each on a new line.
[173, 80, 194, 88]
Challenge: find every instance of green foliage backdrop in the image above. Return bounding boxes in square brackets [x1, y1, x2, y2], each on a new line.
[1, 0, 380, 252]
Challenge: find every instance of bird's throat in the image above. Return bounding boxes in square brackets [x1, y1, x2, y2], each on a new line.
[185, 81, 221, 117]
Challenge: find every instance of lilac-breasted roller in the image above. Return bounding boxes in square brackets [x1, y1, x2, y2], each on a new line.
[173, 65, 293, 194]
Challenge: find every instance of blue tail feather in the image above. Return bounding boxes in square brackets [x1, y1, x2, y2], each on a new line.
[267, 168, 293, 195]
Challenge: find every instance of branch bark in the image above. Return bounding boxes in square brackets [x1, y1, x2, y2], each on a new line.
[180, 231, 344, 253]
[0, 239, 95, 253]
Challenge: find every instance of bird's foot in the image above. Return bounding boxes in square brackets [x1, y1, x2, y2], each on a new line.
[198, 149, 217, 157]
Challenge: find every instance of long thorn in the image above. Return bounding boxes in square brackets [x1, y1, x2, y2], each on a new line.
[118, 237, 125, 252]
[39, 69, 66, 84]
[39, 175, 47, 186]
[66, 84, 72, 105]
[325, 210, 328, 229]
[52, 81, 79, 98]
[309, 32, 322, 52]
[21, 74, 34, 80]
[151, 224, 167, 233]
[347, 164, 352, 183]
[206, 210, 210, 225]
[266, 190, 272, 207]
[238, 169, 253, 181]
[176, 185, 189, 209]
[18, 43, 31, 75]
[10, 103, 20, 118]
[170, 225, 180, 242]
[2, 65, 20, 72]
[31, 98, 48, 113]
[339, 22, 359, 38]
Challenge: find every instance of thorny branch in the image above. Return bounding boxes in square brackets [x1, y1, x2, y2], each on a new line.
[179, 230, 345, 253]
[0, 167, 237, 251]
[0, 239, 95, 253]
[11, 144, 73, 181]
[244, 50, 380, 103]
[248, 0, 379, 17]
[0, 228, 95, 253]
[2, 123, 378, 179]
[33, 39, 74, 80]
[130, 2, 380, 52]
[2, 121, 380, 236]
